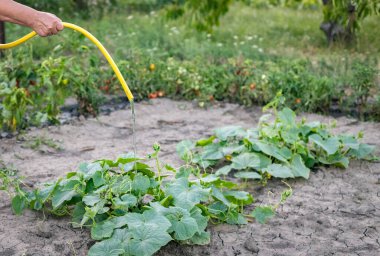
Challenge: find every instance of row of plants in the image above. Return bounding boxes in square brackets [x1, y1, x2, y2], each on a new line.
[1, 45, 379, 132]
[0, 144, 292, 256]
[176, 94, 376, 182]
[122, 53, 379, 116]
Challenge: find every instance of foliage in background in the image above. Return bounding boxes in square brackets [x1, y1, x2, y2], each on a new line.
[1, 38, 379, 132]
[0, 145, 292, 255]
[166, 0, 233, 32]
[12, 0, 380, 44]
[18, 0, 118, 19]
[177, 94, 376, 182]
[119, 53, 378, 118]
[164, 0, 380, 44]
[1, 3, 379, 132]
[320, 0, 380, 44]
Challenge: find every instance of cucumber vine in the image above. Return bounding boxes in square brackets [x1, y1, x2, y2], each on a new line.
[0, 144, 286, 256]
[177, 94, 376, 182]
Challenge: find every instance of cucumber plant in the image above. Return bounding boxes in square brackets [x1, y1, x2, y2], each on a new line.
[0, 144, 287, 256]
[177, 95, 376, 182]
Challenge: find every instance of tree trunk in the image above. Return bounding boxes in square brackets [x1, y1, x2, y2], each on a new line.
[0, 21, 5, 57]
[320, 0, 356, 45]
[0, 21, 5, 43]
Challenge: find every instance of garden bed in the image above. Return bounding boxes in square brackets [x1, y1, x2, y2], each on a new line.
[0, 98, 379, 256]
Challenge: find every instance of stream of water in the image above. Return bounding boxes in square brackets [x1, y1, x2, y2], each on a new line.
[130, 100, 137, 157]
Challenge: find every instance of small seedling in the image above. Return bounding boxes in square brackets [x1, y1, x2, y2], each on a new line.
[22, 135, 63, 152]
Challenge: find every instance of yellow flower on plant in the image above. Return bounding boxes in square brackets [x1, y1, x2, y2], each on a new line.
[62, 79, 69, 85]
[225, 155, 232, 161]
[149, 63, 156, 71]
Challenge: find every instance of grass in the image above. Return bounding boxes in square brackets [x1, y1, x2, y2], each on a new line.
[6, 4, 380, 59]
[219, 5, 380, 58]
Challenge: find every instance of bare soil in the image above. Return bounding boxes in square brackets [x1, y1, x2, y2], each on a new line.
[0, 99, 379, 256]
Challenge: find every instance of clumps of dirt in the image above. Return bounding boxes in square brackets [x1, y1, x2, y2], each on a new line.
[1, 99, 379, 255]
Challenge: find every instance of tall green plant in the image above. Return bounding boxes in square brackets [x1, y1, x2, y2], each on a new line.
[348, 60, 378, 119]
[0, 81, 32, 131]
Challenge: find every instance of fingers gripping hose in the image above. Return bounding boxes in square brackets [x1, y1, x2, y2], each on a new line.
[0, 22, 134, 101]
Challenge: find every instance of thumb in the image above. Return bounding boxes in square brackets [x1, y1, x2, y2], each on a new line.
[57, 21, 64, 31]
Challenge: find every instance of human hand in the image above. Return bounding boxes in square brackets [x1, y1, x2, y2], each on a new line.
[30, 11, 64, 37]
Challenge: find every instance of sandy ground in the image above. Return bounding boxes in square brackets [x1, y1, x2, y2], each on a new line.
[0, 99, 379, 256]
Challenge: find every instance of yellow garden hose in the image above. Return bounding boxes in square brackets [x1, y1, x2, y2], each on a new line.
[0, 22, 134, 101]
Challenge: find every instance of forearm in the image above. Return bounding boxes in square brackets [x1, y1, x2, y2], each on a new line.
[0, 0, 38, 27]
[0, 0, 63, 36]
[0, 13, 24, 25]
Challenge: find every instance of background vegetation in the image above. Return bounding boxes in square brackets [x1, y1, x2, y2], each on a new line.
[0, 0, 379, 131]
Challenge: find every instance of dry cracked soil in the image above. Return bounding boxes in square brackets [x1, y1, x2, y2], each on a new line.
[0, 99, 379, 256]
